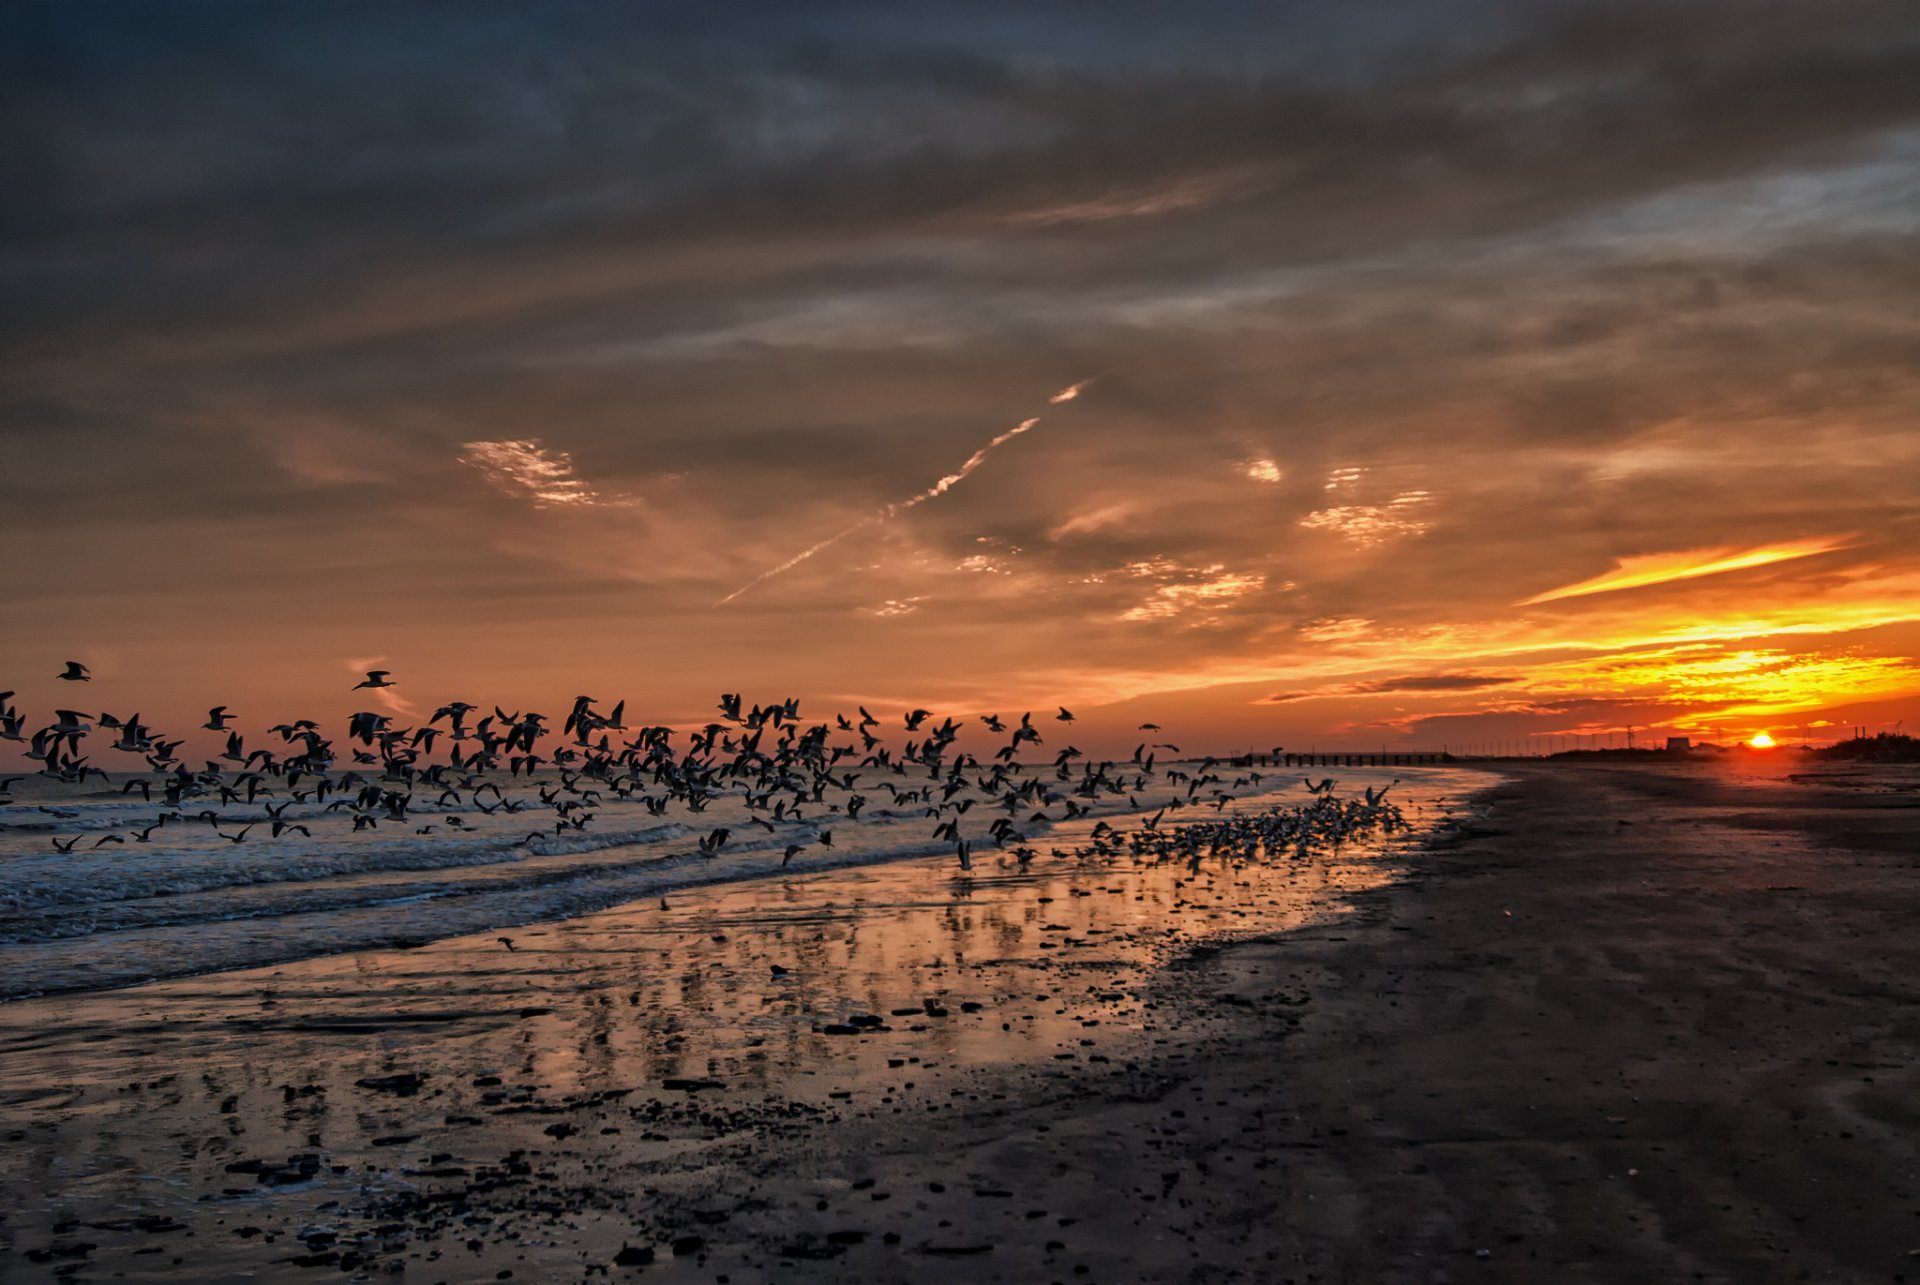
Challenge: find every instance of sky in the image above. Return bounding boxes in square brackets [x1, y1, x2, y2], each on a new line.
[4, 0, 1919, 759]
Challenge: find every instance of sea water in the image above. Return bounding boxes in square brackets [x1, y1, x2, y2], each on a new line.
[0, 765, 1486, 999]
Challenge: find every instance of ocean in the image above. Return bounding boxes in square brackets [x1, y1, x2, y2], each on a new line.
[0, 762, 1482, 1001]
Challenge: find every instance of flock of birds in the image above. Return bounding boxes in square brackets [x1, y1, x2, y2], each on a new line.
[2, 662, 1408, 875]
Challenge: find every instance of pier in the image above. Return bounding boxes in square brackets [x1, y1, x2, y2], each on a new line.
[1222, 751, 1451, 767]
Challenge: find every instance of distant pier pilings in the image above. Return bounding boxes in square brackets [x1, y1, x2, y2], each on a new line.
[1217, 752, 1450, 768]
[1275, 751, 1448, 767]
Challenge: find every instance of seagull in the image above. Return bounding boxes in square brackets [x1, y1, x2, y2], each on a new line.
[0, 659, 1419, 941]
[59, 661, 91, 682]
[497, 936, 517, 952]
[1304, 777, 1336, 795]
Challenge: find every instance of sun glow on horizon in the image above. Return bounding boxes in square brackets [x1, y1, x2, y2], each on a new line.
[1748, 730, 1777, 748]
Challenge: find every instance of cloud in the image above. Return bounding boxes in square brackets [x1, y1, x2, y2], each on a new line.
[1007, 171, 1257, 227]
[17, 1, 1920, 372]
[1121, 569, 1266, 623]
[1049, 502, 1136, 541]
[1298, 617, 1374, 643]
[1519, 536, 1854, 605]
[460, 439, 632, 509]
[1258, 672, 1520, 703]
[345, 656, 417, 718]
[1360, 672, 1522, 694]
[1298, 493, 1433, 548]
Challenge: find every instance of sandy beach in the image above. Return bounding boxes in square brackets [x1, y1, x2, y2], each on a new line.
[3, 756, 1916, 1283]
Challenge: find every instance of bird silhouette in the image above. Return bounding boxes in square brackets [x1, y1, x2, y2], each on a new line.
[3, 667, 1416, 986]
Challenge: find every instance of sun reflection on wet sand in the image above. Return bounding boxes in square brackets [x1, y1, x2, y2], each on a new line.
[0, 769, 1488, 1279]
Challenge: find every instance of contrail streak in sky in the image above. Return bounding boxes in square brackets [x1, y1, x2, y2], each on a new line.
[887, 418, 1038, 514]
[717, 380, 1095, 606]
[714, 517, 887, 606]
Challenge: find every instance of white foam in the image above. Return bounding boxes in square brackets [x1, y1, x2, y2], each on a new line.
[0, 767, 1490, 999]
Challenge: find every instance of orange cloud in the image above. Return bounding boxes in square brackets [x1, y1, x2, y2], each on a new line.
[1519, 536, 1852, 605]
[1524, 645, 1920, 719]
[461, 439, 632, 509]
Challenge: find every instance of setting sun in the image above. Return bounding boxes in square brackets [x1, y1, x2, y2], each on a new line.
[1748, 731, 1778, 749]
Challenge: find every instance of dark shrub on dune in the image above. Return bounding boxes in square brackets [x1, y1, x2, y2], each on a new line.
[1810, 733, 1920, 762]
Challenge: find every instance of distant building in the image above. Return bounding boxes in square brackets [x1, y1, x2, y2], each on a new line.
[1666, 736, 1692, 752]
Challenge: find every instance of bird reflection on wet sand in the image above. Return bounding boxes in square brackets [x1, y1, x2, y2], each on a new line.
[0, 662, 1486, 1278]
[0, 763, 1480, 1280]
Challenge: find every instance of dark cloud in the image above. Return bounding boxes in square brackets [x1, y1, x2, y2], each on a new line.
[1360, 673, 1522, 694]
[8, 1, 1919, 347]
[1258, 673, 1520, 703]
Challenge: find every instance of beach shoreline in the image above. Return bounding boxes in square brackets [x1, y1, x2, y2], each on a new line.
[0, 769, 1470, 1281]
[4, 757, 1916, 1282]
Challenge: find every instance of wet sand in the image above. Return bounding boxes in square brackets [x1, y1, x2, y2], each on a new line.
[4, 758, 1917, 1282]
[1232, 754, 1920, 1283]
[0, 771, 1469, 1282]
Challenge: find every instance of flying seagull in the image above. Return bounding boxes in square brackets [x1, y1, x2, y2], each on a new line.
[353, 670, 395, 690]
[59, 661, 90, 682]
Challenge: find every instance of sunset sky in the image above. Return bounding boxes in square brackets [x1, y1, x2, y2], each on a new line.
[4, 1, 1919, 758]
